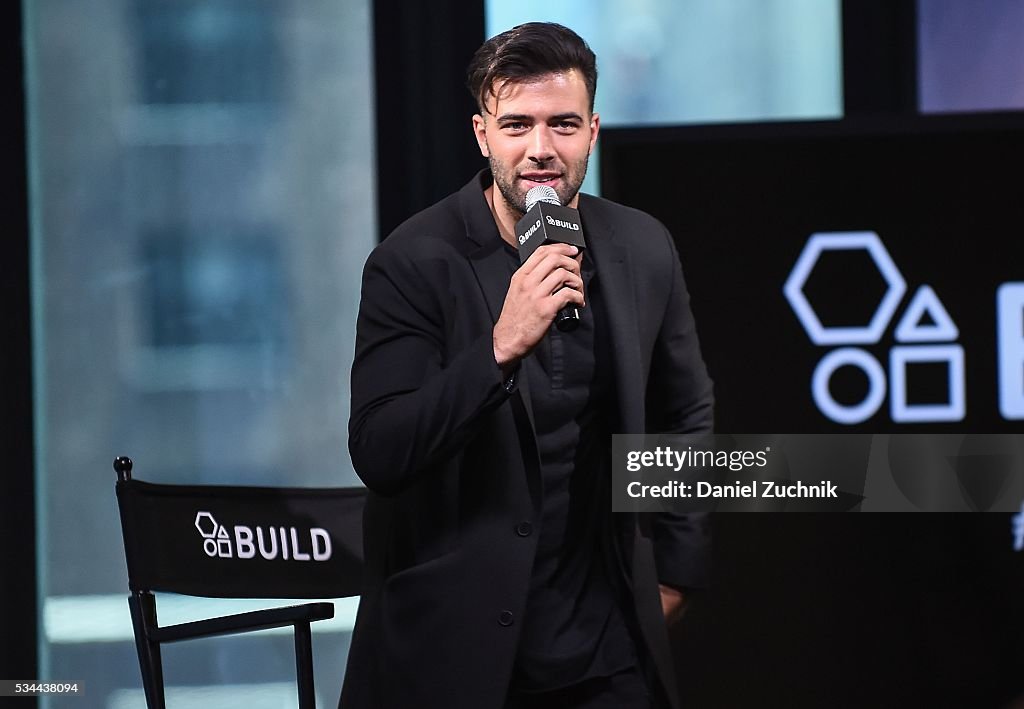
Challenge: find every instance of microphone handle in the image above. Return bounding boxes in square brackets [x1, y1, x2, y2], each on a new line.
[555, 305, 581, 332]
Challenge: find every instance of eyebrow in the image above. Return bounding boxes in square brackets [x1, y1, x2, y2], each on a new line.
[495, 112, 585, 123]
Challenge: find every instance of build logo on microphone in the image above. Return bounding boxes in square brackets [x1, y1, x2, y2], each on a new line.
[194, 511, 333, 561]
[784, 231, 1024, 425]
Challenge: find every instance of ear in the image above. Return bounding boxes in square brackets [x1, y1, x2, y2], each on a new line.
[588, 112, 600, 156]
[472, 114, 489, 158]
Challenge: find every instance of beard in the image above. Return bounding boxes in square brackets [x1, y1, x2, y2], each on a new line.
[488, 152, 590, 216]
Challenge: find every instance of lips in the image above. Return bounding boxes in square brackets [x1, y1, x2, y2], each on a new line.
[520, 172, 562, 188]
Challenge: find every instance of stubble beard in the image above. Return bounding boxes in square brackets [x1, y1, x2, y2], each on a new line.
[489, 153, 590, 217]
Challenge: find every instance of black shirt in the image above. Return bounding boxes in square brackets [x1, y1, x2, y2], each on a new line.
[503, 244, 638, 692]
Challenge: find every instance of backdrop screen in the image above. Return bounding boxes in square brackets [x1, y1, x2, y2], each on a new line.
[601, 118, 1024, 433]
[601, 118, 1024, 708]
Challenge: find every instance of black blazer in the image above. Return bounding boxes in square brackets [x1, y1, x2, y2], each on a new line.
[341, 171, 714, 709]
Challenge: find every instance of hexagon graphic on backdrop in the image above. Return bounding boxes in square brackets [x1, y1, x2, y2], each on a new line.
[194, 511, 218, 538]
[784, 231, 907, 345]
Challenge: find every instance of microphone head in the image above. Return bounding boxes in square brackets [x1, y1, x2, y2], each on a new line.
[525, 185, 560, 212]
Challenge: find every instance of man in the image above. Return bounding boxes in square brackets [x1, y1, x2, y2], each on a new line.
[341, 22, 713, 709]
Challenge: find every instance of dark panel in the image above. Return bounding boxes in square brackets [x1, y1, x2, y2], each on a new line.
[842, 0, 918, 115]
[602, 115, 1024, 432]
[1, 0, 38, 696]
[602, 117, 1024, 707]
[670, 513, 1024, 709]
[374, 0, 486, 238]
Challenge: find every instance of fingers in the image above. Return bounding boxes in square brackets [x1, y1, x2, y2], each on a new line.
[538, 269, 585, 307]
[512, 248, 584, 311]
[516, 245, 583, 300]
[493, 243, 586, 366]
[519, 243, 581, 279]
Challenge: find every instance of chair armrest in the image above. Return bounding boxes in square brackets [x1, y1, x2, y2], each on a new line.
[150, 602, 335, 643]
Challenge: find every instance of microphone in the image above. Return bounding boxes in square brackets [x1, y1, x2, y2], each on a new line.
[514, 185, 588, 332]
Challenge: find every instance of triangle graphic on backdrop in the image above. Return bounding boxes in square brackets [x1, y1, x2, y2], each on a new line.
[916, 310, 937, 327]
[894, 285, 958, 342]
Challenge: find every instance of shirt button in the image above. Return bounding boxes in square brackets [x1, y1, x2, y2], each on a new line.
[498, 610, 514, 627]
[503, 369, 518, 393]
[515, 521, 533, 537]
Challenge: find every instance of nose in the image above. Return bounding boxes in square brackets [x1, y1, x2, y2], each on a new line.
[527, 125, 555, 163]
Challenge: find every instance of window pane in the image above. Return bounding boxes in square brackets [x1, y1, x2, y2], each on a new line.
[486, 0, 843, 126]
[25, 0, 374, 705]
[918, 0, 1024, 113]
[485, 0, 842, 197]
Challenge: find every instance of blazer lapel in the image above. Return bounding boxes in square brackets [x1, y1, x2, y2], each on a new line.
[580, 196, 646, 434]
[458, 172, 540, 444]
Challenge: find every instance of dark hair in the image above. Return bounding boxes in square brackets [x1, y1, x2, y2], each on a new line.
[466, 22, 598, 114]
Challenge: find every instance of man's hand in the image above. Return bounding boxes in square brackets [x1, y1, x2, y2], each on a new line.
[659, 584, 687, 625]
[493, 243, 584, 370]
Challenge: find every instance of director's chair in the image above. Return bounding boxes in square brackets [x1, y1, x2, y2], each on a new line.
[113, 456, 365, 709]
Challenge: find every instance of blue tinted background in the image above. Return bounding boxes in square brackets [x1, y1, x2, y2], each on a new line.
[918, 0, 1024, 113]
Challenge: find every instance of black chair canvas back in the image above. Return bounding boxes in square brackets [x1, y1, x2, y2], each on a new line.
[114, 456, 365, 709]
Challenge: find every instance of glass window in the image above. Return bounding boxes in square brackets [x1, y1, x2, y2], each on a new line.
[25, 0, 374, 705]
[486, 0, 843, 126]
[486, 0, 842, 195]
[918, 0, 1024, 113]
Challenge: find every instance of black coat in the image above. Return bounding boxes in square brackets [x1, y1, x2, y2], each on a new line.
[340, 171, 714, 709]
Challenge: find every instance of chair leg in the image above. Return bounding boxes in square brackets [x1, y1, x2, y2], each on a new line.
[294, 621, 316, 709]
[128, 593, 166, 709]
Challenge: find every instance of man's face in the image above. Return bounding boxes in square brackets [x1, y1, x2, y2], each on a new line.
[472, 70, 599, 216]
